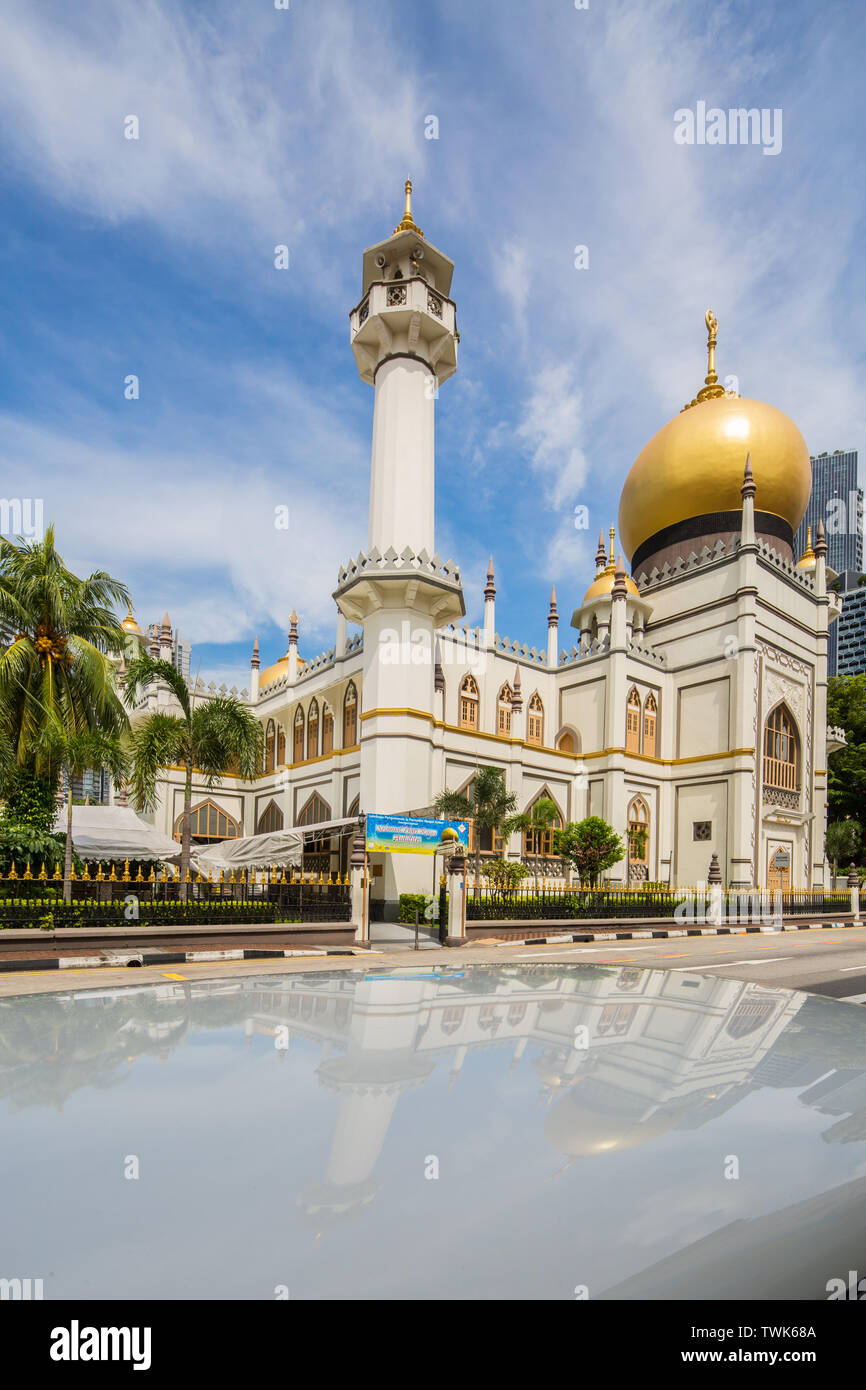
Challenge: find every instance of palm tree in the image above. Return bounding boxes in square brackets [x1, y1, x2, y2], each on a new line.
[508, 796, 560, 890]
[0, 526, 129, 783]
[434, 765, 519, 888]
[35, 719, 129, 903]
[123, 655, 262, 898]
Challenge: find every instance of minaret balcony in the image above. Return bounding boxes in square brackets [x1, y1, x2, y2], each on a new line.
[350, 277, 458, 383]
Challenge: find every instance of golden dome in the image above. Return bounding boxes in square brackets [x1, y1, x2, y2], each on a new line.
[618, 313, 811, 563]
[544, 1086, 678, 1157]
[121, 602, 142, 636]
[583, 526, 640, 603]
[258, 653, 305, 687]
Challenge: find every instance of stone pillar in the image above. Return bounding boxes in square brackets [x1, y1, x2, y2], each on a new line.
[812, 521, 830, 888]
[335, 609, 347, 660]
[849, 863, 862, 927]
[445, 848, 467, 945]
[510, 665, 524, 742]
[350, 821, 367, 943]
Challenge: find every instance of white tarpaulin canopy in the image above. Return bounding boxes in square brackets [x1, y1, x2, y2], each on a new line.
[194, 817, 358, 873]
[52, 805, 184, 863]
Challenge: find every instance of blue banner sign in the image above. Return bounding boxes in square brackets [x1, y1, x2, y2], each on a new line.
[365, 814, 469, 856]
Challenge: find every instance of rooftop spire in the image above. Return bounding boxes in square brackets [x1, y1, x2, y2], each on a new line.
[595, 530, 606, 572]
[288, 610, 299, 647]
[484, 555, 496, 600]
[741, 452, 756, 500]
[548, 586, 558, 625]
[251, 636, 260, 670]
[393, 177, 423, 237]
[608, 525, 615, 567]
[682, 309, 730, 411]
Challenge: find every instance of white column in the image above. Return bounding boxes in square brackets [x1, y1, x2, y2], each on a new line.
[369, 358, 435, 556]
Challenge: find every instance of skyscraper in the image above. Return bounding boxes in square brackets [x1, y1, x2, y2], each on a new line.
[796, 450, 863, 576]
[830, 569, 866, 676]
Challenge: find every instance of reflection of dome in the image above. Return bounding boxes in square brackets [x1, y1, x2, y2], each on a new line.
[544, 1082, 679, 1157]
[618, 314, 811, 569]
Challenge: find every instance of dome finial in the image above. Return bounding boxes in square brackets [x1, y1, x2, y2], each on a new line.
[608, 526, 615, 567]
[682, 309, 730, 410]
[393, 177, 423, 237]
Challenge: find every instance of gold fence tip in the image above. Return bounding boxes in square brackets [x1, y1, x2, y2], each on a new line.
[122, 857, 131, 881]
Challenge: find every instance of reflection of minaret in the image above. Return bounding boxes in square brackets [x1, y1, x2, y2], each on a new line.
[298, 981, 435, 1229]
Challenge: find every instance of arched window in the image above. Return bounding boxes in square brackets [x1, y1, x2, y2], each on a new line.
[643, 693, 657, 757]
[277, 726, 286, 765]
[256, 799, 284, 835]
[590, 614, 599, 644]
[174, 800, 240, 844]
[307, 699, 319, 760]
[627, 795, 649, 880]
[556, 730, 576, 755]
[763, 705, 799, 792]
[347, 793, 360, 817]
[461, 776, 505, 857]
[497, 683, 513, 736]
[265, 719, 276, 773]
[297, 791, 331, 826]
[527, 692, 544, 746]
[459, 674, 479, 730]
[293, 706, 305, 763]
[343, 682, 357, 747]
[521, 793, 563, 858]
[626, 687, 641, 753]
[321, 705, 334, 756]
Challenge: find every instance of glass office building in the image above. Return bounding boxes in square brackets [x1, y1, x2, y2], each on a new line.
[796, 450, 863, 576]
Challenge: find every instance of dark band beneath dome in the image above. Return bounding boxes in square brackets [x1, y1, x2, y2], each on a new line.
[631, 511, 794, 576]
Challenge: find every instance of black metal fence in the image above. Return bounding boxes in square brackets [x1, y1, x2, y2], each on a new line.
[467, 884, 854, 923]
[0, 865, 352, 928]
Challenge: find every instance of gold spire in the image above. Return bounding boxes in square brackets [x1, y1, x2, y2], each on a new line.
[682, 309, 732, 411]
[608, 525, 615, 566]
[393, 177, 423, 237]
[797, 524, 816, 570]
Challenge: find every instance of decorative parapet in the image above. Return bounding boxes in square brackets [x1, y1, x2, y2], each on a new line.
[558, 635, 610, 666]
[627, 639, 665, 665]
[634, 535, 817, 595]
[191, 678, 249, 700]
[635, 538, 735, 591]
[337, 545, 461, 590]
[762, 786, 800, 811]
[492, 633, 546, 664]
[756, 539, 815, 590]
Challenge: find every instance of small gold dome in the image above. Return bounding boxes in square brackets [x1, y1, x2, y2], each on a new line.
[121, 602, 142, 636]
[583, 526, 639, 603]
[797, 525, 816, 571]
[618, 314, 811, 563]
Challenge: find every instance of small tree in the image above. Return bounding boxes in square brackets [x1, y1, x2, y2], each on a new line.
[434, 765, 519, 887]
[826, 820, 862, 887]
[556, 816, 625, 887]
[481, 857, 529, 900]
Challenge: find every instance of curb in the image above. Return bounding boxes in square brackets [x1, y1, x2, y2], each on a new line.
[486, 921, 849, 947]
[0, 945, 382, 974]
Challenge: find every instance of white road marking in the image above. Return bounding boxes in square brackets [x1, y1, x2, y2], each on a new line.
[669, 957, 791, 970]
[839, 993, 866, 1004]
[839, 966, 866, 972]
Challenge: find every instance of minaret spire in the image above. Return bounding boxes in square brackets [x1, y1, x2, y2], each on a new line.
[393, 177, 423, 237]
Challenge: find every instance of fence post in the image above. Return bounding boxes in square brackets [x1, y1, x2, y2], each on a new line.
[446, 848, 467, 945]
[350, 822, 367, 943]
[849, 862, 862, 927]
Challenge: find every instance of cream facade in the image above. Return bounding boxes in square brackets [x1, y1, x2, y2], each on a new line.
[120, 185, 845, 907]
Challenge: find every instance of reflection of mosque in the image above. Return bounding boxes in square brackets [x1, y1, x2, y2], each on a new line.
[238, 968, 861, 1227]
[4, 969, 866, 1225]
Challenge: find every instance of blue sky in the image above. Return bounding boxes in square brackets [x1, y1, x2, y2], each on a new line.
[0, 0, 864, 687]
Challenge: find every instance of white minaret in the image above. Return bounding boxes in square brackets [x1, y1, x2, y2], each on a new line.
[335, 183, 464, 836]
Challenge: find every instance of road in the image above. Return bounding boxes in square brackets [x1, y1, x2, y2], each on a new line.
[2, 924, 866, 1001]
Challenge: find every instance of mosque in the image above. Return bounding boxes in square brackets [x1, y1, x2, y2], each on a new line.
[119, 182, 845, 909]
